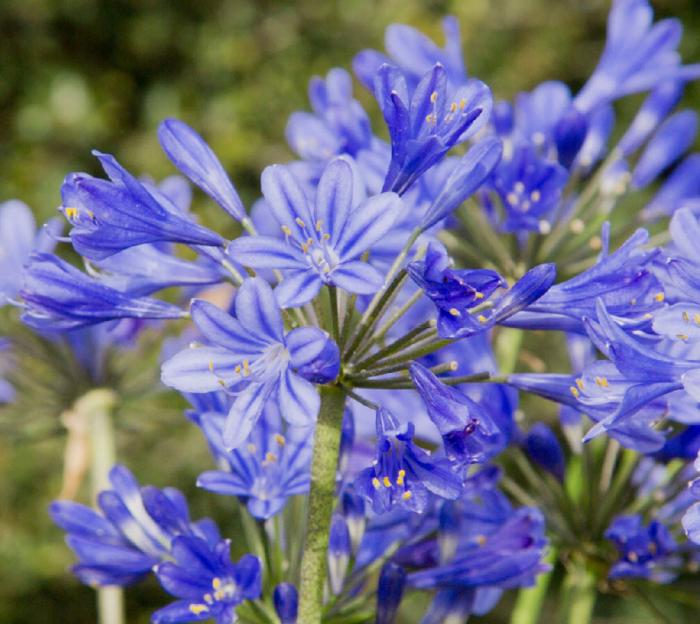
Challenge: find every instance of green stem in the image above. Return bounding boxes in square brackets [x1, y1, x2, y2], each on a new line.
[81, 389, 124, 624]
[561, 560, 597, 624]
[298, 386, 347, 624]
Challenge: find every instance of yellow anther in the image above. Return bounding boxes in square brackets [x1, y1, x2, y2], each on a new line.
[264, 452, 278, 464]
[401, 490, 413, 500]
[315, 219, 323, 232]
[694, 314, 700, 326]
[677, 333, 689, 341]
[514, 182, 525, 194]
[86, 209, 95, 219]
[570, 386, 580, 398]
[682, 311, 689, 322]
[274, 434, 286, 446]
[64, 206, 79, 219]
[576, 378, 584, 390]
[530, 190, 541, 202]
[301, 240, 311, 254]
[459, 98, 466, 109]
[655, 292, 665, 302]
[383, 476, 392, 488]
[203, 593, 214, 604]
[396, 469, 406, 486]
[208, 361, 215, 372]
[217, 379, 227, 388]
[595, 376, 609, 388]
[449, 361, 458, 371]
[477, 314, 488, 323]
[189, 604, 209, 615]
[235, 365, 242, 374]
[281, 224, 292, 236]
[450, 102, 458, 112]
[247, 443, 257, 454]
[212, 578, 222, 590]
[372, 477, 381, 490]
[323, 232, 331, 240]
[295, 217, 306, 228]
[506, 192, 519, 206]
[425, 113, 437, 124]
[476, 534, 487, 545]
[430, 91, 438, 103]
[475, 292, 485, 300]
[214, 589, 225, 600]
[242, 360, 251, 377]
[449, 307, 461, 317]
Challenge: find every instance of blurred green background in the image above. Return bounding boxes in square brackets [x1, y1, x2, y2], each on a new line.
[1, 0, 700, 622]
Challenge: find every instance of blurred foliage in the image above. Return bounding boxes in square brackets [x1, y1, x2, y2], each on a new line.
[1, 0, 700, 622]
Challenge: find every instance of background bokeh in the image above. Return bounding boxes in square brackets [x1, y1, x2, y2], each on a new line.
[1, 0, 699, 622]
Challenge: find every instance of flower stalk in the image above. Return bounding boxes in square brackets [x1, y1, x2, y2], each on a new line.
[298, 385, 347, 623]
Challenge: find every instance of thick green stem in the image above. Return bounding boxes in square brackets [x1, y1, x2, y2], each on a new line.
[79, 388, 124, 624]
[561, 560, 597, 624]
[298, 386, 347, 623]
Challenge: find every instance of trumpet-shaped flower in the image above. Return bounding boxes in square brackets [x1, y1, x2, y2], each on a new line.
[161, 278, 333, 448]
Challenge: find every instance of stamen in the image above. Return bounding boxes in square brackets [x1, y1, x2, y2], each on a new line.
[383, 476, 392, 488]
[477, 315, 488, 323]
[264, 452, 278, 464]
[570, 386, 580, 398]
[189, 604, 209, 615]
[449, 307, 461, 317]
[372, 477, 381, 490]
[295, 217, 306, 229]
[247, 443, 257, 454]
[315, 219, 323, 232]
[396, 469, 406, 486]
[281, 225, 292, 236]
[474, 292, 484, 300]
[401, 490, 412, 500]
[274, 434, 286, 446]
[575, 378, 584, 390]
[654, 292, 665, 302]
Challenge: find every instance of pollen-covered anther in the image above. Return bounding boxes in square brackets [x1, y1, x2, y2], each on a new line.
[263, 452, 278, 465]
[242, 360, 251, 377]
[654, 292, 665, 302]
[281, 224, 292, 237]
[506, 192, 519, 206]
[530, 190, 541, 202]
[383, 476, 392, 488]
[477, 314, 488, 323]
[476, 534, 487, 546]
[430, 91, 438, 103]
[189, 604, 209, 615]
[295, 217, 306, 229]
[449, 307, 461, 317]
[575, 378, 584, 390]
[64, 206, 79, 220]
[274, 434, 286, 446]
[594, 376, 608, 388]
[694, 313, 700, 326]
[677, 333, 689, 341]
[401, 490, 412, 500]
[449, 360, 458, 371]
[247, 443, 257, 454]
[474, 291, 485, 300]
[570, 385, 580, 398]
[396, 469, 406, 486]
[372, 477, 381, 490]
[315, 219, 323, 232]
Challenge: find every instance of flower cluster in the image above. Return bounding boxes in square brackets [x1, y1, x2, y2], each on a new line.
[4, 1, 700, 622]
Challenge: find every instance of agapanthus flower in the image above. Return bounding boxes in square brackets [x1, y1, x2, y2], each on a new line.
[20, 252, 186, 331]
[490, 144, 568, 233]
[228, 158, 403, 307]
[190, 401, 312, 519]
[49, 465, 221, 586]
[408, 242, 555, 338]
[682, 452, 700, 544]
[61, 151, 224, 260]
[524, 423, 565, 482]
[162, 277, 333, 448]
[0, 199, 61, 306]
[355, 408, 462, 514]
[574, 0, 700, 113]
[404, 471, 549, 623]
[410, 362, 505, 464]
[373, 62, 492, 194]
[152, 537, 262, 624]
[605, 514, 679, 582]
[506, 227, 663, 333]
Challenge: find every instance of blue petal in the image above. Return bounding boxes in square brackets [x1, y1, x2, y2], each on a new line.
[191, 299, 269, 355]
[223, 382, 274, 449]
[287, 326, 329, 367]
[274, 270, 322, 308]
[331, 260, 384, 294]
[161, 346, 239, 392]
[227, 236, 306, 270]
[276, 370, 320, 427]
[261, 164, 315, 236]
[158, 118, 245, 221]
[315, 158, 354, 247]
[234, 277, 284, 344]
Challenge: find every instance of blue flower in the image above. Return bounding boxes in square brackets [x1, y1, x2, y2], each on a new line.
[373, 62, 492, 194]
[158, 119, 247, 222]
[355, 408, 463, 515]
[353, 17, 467, 92]
[524, 423, 565, 482]
[0, 200, 61, 306]
[605, 515, 679, 582]
[273, 583, 298, 624]
[152, 537, 262, 624]
[20, 253, 186, 331]
[286, 68, 374, 162]
[61, 151, 224, 260]
[376, 563, 406, 624]
[574, 0, 700, 113]
[161, 277, 330, 448]
[49, 465, 222, 586]
[506, 227, 662, 333]
[228, 158, 403, 307]
[682, 452, 700, 545]
[642, 155, 700, 219]
[191, 403, 312, 519]
[408, 242, 555, 338]
[409, 362, 506, 464]
[406, 473, 549, 622]
[490, 144, 568, 233]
